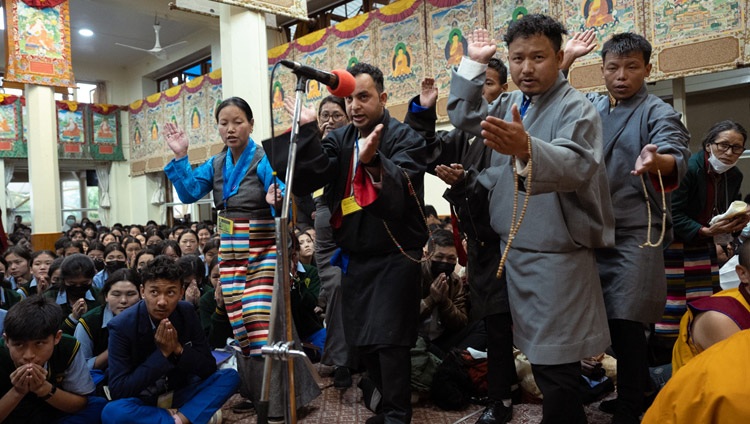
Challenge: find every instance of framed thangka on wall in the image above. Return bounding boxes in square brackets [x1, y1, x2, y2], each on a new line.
[562, 0, 640, 91]
[647, 0, 745, 81]
[57, 101, 87, 159]
[376, 0, 426, 112]
[427, 0, 484, 118]
[89, 104, 124, 160]
[490, 0, 552, 62]
[0, 95, 25, 158]
[268, 43, 294, 133]
[330, 14, 376, 73]
[3, 0, 75, 88]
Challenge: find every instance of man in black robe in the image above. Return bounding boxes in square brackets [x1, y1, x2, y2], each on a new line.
[267, 62, 431, 424]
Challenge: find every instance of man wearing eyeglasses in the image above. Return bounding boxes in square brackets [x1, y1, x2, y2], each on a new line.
[563, 32, 690, 423]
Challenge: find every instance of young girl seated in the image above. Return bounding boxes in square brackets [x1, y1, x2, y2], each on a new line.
[74, 268, 141, 387]
[44, 254, 100, 335]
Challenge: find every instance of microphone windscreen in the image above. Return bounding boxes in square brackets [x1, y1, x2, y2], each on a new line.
[329, 69, 356, 98]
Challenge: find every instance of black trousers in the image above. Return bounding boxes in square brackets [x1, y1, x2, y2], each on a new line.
[485, 312, 518, 401]
[609, 318, 650, 418]
[361, 344, 412, 424]
[531, 362, 587, 424]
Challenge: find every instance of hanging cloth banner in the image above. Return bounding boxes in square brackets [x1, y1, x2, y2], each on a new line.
[4, 0, 76, 88]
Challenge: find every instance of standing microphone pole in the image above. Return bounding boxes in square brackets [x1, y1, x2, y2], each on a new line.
[257, 74, 307, 424]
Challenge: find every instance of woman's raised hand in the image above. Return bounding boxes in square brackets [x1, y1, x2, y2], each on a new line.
[164, 122, 189, 159]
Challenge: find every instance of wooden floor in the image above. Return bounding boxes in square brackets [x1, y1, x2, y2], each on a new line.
[219, 369, 617, 424]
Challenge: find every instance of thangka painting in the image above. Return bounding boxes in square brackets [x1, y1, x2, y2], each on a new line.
[57, 101, 87, 158]
[427, 0, 485, 95]
[562, 0, 640, 90]
[330, 14, 376, 72]
[0, 95, 25, 158]
[3, 0, 75, 88]
[129, 100, 148, 161]
[490, 0, 552, 60]
[129, 69, 223, 175]
[300, 49, 331, 104]
[646, 0, 745, 80]
[90, 105, 124, 160]
[376, 0, 427, 106]
[268, 43, 294, 133]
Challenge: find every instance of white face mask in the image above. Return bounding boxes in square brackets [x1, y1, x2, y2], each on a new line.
[707, 150, 735, 174]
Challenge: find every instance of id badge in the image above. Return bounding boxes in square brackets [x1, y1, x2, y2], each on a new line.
[313, 188, 325, 199]
[217, 216, 234, 235]
[341, 196, 362, 216]
[157, 390, 174, 409]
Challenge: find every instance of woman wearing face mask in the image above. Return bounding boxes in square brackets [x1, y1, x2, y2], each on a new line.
[651, 121, 749, 365]
[87, 241, 107, 273]
[44, 253, 100, 335]
[74, 268, 141, 387]
[92, 243, 128, 289]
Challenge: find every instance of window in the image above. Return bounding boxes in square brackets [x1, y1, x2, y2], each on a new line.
[164, 177, 214, 227]
[156, 58, 212, 92]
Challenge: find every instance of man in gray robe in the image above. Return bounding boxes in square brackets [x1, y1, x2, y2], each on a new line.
[447, 15, 614, 423]
[563, 31, 690, 423]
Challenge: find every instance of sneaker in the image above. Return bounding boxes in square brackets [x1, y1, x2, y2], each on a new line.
[231, 400, 255, 414]
[333, 366, 352, 389]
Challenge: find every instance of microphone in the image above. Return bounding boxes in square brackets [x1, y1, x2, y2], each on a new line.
[279, 60, 356, 98]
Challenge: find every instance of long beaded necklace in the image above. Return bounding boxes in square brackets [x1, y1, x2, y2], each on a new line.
[639, 169, 667, 248]
[496, 132, 533, 278]
[383, 169, 434, 263]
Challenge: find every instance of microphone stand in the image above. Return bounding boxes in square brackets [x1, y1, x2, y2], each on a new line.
[257, 74, 322, 424]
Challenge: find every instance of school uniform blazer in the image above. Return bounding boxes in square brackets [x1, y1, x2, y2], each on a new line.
[107, 299, 217, 400]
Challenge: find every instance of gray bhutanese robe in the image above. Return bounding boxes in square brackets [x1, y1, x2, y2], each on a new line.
[448, 69, 614, 365]
[589, 86, 690, 323]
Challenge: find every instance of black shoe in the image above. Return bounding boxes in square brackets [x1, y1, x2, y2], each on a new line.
[334, 366, 352, 389]
[475, 401, 512, 424]
[599, 398, 617, 414]
[231, 400, 254, 414]
[365, 414, 385, 424]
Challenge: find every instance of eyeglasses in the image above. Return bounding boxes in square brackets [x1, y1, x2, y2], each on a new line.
[319, 112, 346, 122]
[713, 142, 745, 155]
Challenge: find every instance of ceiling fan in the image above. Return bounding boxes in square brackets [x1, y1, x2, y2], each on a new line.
[115, 17, 187, 60]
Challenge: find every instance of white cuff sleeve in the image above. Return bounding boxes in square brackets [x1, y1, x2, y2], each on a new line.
[457, 57, 488, 81]
[516, 158, 530, 177]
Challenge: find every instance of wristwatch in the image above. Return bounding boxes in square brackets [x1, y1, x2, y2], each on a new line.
[39, 384, 57, 401]
[362, 151, 381, 167]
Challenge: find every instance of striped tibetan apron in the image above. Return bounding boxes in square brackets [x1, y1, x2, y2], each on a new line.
[219, 218, 277, 356]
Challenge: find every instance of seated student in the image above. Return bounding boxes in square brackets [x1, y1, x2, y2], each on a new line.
[134, 249, 157, 274]
[74, 269, 141, 384]
[200, 239, 219, 277]
[3, 246, 32, 292]
[289, 232, 326, 359]
[44, 254, 100, 335]
[121, 237, 143, 269]
[672, 242, 750, 375]
[0, 250, 20, 311]
[419, 229, 478, 358]
[62, 240, 86, 257]
[29, 250, 57, 296]
[102, 255, 240, 424]
[87, 241, 107, 274]
[93, 243, 128, 290]
[198, 258, 232, 348]
[643, 329, 750, 424]
[54, 237, 70, 258]
[0, 295, 106, 423]
[177, 255, 207, 309]
[47, 257, 64, 290]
